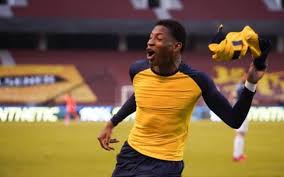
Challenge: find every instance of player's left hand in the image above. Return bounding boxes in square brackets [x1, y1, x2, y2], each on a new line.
[253, 38, 272, 71]
[247, 63, 266, 84]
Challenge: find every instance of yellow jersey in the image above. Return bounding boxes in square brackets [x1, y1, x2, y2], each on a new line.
[128, 60, 201, 161]
[111, 59, 255, 161]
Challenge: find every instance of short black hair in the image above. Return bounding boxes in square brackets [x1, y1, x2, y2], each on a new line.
[155, 19, 187, 52]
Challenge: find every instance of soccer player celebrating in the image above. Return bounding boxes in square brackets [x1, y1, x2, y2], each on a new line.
[98, 19, 270, 177]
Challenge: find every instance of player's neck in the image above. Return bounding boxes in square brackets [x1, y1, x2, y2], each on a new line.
[152, 57, 181, 76]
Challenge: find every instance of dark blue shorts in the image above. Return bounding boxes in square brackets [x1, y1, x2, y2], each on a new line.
[112, 141, 184, 177]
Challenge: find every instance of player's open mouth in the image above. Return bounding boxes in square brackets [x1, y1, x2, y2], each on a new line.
[146, 48, 156, 60]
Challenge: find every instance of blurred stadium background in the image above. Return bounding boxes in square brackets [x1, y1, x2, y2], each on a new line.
[0, 0, 284, 177]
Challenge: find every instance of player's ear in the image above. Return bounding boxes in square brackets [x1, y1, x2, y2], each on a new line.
[174, 42, 182, 52]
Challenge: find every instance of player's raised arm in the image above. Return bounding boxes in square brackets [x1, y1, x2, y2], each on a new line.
[204, 25, 271, 128]
[199, 62, 267, 128]
[200, 72, 254, 129]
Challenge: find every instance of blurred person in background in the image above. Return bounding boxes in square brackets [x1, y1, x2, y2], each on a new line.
[232, 74, 250, 162]
[64, 92, 80, 125]
[97, 19, 270, 177]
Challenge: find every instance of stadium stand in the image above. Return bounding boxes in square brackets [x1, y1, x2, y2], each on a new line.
[11, 50, 284, 105]
[0, 0, 283, 105]
[12, 0, 154, 19]
[172, 0, 284, 20]
[8, 0, 284, 20]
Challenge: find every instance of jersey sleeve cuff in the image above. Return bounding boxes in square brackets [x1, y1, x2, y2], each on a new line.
[245, 80, 257, 92]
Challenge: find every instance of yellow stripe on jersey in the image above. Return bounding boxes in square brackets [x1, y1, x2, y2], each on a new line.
[128, 68, 202, 161]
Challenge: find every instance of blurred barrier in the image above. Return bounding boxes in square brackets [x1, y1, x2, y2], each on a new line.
[210, 106, 284, 122]
[0, 106, 59, 122]
[0, 64, 96, 104]
[248, 106, 284, 122]
[1, 105, 284, 122]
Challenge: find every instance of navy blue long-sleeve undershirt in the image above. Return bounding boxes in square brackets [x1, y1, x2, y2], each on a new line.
[111, 94, 136, 126]
[111, 61, 254, 129]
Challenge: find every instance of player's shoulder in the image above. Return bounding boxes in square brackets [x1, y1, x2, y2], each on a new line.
[129, 59, 150, 80]
[179, 62, 209, 80]
[179, 62, 214, 90]
[131, 59, 149, 67]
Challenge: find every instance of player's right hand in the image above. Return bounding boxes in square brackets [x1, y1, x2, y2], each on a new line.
[97, 121, 119, 151]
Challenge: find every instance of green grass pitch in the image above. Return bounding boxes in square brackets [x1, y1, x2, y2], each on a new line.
[0, 120, 284, 177]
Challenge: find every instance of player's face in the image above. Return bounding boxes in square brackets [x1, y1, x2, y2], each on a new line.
[146, 25, 178, 67]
